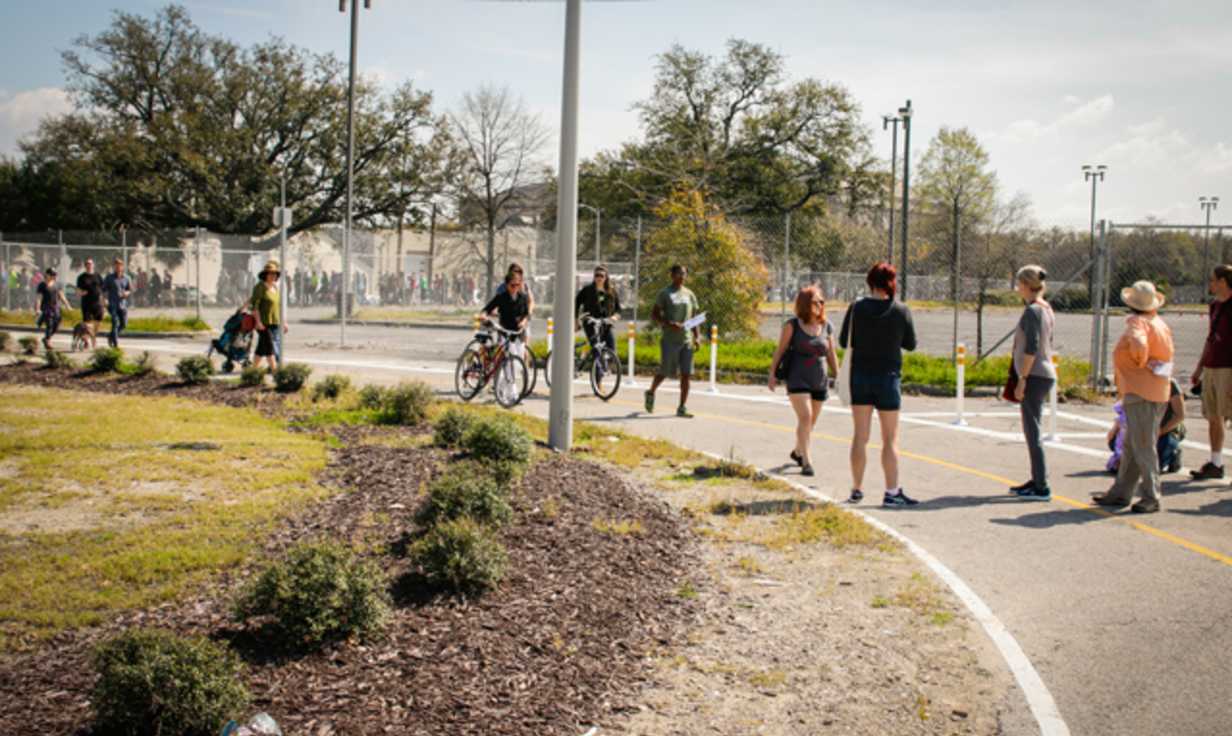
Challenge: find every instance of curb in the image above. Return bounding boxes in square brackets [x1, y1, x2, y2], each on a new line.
[0, 324, 210, 340]
[301, 319, 473, 332]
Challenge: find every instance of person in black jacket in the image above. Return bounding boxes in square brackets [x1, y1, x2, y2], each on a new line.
[838, 261, 918, 507]
[574, 265, 621, 351]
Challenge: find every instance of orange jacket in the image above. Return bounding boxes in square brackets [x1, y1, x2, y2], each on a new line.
[1113, 313, 1174, 402]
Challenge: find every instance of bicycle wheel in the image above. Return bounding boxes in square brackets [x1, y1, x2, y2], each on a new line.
[522, 348, 539, 398]
[590, 347, 622, 401]
[455, 348, 487, 401]
[493, 354, 529, 408]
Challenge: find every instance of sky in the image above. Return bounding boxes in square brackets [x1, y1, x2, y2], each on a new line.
[1, 0, 1229, 228]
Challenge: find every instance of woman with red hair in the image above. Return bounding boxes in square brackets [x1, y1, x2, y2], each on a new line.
[769, 285, 839, 476]
[838, 262, 918, 506]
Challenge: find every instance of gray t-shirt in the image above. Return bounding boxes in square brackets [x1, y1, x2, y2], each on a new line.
[786, 318, 834, 391]
[1013, 301, 1056, 379]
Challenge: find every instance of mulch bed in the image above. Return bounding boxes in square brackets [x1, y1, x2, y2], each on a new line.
[0, 362, 697, 735]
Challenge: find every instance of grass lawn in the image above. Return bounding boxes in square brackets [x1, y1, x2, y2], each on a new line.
[0, 309, 209, 333]
[0, 385, 328, 651]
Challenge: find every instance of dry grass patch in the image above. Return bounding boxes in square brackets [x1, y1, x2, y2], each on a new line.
[591, 517, 646, 536]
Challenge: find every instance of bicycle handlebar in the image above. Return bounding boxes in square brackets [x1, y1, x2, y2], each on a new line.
[479, 319, 526, 337]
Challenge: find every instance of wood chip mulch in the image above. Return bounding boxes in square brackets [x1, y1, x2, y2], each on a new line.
[0, 363, 698, 735]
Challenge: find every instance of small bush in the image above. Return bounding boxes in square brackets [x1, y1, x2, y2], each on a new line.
[18, 336, 38, 355]
[313, 373, 351, 401]
[357, 384, 387, 410]
[176, 355, 214, 385]
[125, 351, 156, 377]
[411, 517, 507, 594]
[1050, 286, 1091, 311]
[44, 349, 74, 370]
[0, 331, 11, 351]
[274, 362, 313, 393]
[91, 628, 250, 736]
[89, 347, 124, 373]
[233, 541, 390, 648]
[239, 364, 265, 387]
[379, 381, 434, 425]
[433, 407, 476, 448]
[416, 465, 512, 528]
[461, 415, 533, 466]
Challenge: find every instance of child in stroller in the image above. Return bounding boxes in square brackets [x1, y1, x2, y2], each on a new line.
[207, 309, 256, 373]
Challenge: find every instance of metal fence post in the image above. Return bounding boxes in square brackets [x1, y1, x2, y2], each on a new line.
[633, 214, 641, 324]
[195, 227, 203, 321]
[782, 211, 791, 319]
[1088, 225, 1104, 388]
[2, 235, 8, 311]
[1099, 220, 1112, 388]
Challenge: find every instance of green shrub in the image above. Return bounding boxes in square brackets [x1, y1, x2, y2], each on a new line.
[979, 289, 1020, 307]
[89, 347, 124, 373]
[1050, 286, 1091, 311]
[239, 364, 265, 388]
[379, 381, 434, 425]
[433, 407, 476, 448]
[44, 349, 74, 370]
[91, 628, 250, 736]
[313, 373, 351, 401]
[176, 355, 214, 385]
[273, 363, 312, 393]
[0, 331, 11, 351]
[233, 541, 390, 648]
[123, 351, 156, 377]
[411, 517, 507, 594]
[416, 465, 512, 528]
[357, 384, 387, 410]
[18, 336, 38, 355]
[461, 415, 533, 466]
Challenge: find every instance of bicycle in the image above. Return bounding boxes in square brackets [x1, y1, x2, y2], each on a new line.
[460, 322, 539, 400]
[544, 315, 622, 401]
[454, 321, 530, 409]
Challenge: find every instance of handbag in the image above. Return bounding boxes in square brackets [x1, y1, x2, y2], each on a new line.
[774, 318, 798, 381]
[837, 302, 858, 406]
[1002, 364, 1020, 403]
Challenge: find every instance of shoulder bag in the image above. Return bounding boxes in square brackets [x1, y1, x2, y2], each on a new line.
[837, 301, 858, 406]
[774, 318, 798, 381]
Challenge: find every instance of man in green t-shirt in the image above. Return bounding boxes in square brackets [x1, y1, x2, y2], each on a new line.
[645, 264, 701, 418]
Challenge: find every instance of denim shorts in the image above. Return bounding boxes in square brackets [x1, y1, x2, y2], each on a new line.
[850, 370, 902, 411]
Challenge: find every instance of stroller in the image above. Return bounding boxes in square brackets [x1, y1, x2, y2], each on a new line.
[207, 309, 255, 373]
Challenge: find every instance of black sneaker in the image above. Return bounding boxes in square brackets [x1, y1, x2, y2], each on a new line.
[1014, 485, 1051, 501]
[1190, 462, 1225, 480]
[883, 490, 919, 507]
[1009, 479, 1034, 493]
[801, 464, 815, 477]
[789, 450, 804, 467]
[848, 489, 864, 503]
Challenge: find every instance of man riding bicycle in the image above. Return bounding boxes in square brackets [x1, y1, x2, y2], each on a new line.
[574, 265, 622, 351]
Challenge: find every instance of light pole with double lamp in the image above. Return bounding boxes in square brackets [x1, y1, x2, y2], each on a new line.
[1083, 164, 1107, 305]
[338, 0, 371, 347]
[579, 203, 601, 264]
[1201, 196, 1220, 277]
[898, 100, 912, 298]
[882, 113, 901, 264]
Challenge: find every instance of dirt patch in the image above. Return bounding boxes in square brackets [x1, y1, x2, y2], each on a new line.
[0, 427, 697, 735]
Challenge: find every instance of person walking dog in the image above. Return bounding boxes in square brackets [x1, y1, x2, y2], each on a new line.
[1093, 280, 1175, 513]
[769, 285, 838, 477]
[1008, 265, 1057, 501]
[1189, 264, 1232, 480]
[839, 262, 918, 507]
[76, 258, 104, 350]
[645, 264, 701, 418]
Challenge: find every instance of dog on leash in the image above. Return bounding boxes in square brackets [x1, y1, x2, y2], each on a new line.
[71, 322, 92, 352]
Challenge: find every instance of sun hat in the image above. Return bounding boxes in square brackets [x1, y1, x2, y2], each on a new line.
[1121, 280, 1165, 312]
[259, 260, 281, 278]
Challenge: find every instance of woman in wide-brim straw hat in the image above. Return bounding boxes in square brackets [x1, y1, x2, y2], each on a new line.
[1093, 280, 1174, 513]
[245, 260, 287, 374]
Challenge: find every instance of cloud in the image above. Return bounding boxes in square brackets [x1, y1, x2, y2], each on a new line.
[0, 87, 72, 156]
[996, 94, 1115, 144]
[185, 3, 275, 20]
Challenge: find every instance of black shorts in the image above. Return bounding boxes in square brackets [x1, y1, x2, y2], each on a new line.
[255, 329, 276, 357]
[788, 387, 828, 402]
[850, 371, 902, 411]
[81, 299, 104, 322]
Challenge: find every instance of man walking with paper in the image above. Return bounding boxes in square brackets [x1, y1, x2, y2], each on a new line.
[645, 264, 702, 418]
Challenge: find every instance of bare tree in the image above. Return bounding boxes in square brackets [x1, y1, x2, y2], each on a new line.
[450, 85, 549, 294]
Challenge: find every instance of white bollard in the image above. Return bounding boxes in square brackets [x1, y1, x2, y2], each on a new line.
[954, 343, 968, 426]
[708, 324, 719, 394]
[1046, 353, 1060, 441]
[626, 321, 638, 386]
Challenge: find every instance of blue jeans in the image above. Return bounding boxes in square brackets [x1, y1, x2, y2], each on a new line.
[1157, 432, 1181, 471]
[270, 325, 282, 366]
[108, 307, 127, 346]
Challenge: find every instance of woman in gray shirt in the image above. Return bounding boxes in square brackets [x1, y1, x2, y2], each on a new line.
[1010, 265, 1056, 500]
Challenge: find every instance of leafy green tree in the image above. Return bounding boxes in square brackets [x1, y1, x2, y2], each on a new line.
[639, 190, 768, 339]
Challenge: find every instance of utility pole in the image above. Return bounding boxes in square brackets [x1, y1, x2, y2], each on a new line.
[898, 100, 912, 299]
[427, 203, 437, 285]
[279, 171, 289, 360]
[1201, 196, 1220, 279]
[1083, 164, 1107, 306]
[339, 0, 371, 346]
[882, 113, 901, 264]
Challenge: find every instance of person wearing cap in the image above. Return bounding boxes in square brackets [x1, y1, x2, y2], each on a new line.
[1188, 264, 1232, 480]
[245, 260, 287, 372]
[34, 267, 71, 350]
[1008, 265, 1056, 501]
[102, 258, 133, 348]
[1093, 280, 1175, 513]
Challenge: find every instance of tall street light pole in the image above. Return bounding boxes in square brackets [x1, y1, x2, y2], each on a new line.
[882, 114, 901, 264]
[579, 203, 601, 264]
[339, 0, 370, 347]
[1083, 164, 1107, 305]
[1201, 196, 1220, 279]
[898, 100, 912, 299]
[549, 0, 582, 451]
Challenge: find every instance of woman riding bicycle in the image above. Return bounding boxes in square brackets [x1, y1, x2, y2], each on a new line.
[479, 270, 530, 348]
[574, 265, 622, 350]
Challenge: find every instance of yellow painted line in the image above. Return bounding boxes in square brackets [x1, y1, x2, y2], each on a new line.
[609, 398, 1232, 569]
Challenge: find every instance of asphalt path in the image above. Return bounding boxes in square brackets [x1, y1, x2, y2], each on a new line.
[41, 314, 1232, 736]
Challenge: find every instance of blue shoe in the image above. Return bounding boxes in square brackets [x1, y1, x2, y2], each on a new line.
[882, 490, 919, 507]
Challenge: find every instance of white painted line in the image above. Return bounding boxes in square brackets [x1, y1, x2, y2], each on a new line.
[695, 450, 1071, 736]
